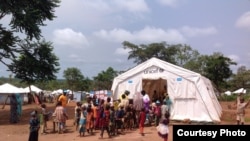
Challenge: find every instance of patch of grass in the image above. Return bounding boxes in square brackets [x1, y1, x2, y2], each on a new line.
[223, 116, 234, 122]
[245, 117, 250, 122]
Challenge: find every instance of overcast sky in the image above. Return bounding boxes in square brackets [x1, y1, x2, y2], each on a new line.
[1, 0, 250, 79]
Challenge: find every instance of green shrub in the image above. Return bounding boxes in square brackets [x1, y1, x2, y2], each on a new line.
[218, 93, 250, 102]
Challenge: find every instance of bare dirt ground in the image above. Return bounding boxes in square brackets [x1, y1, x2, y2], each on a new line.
[0, 101, 250, 141]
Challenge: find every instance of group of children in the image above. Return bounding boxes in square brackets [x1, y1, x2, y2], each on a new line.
[71, 94, 172, 140]
[27, 91, 171, 140]
[74, 97, 138, 138]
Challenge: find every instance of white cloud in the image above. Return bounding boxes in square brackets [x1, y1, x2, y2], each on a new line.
[93, 28, 133, 42]
[180, 26, 218, 37]
[157, 0, 179, 7]
[214, 43, 223, 48]
[113, 0, 149, 13]
[60, 0, 149, 14]
[228, 54, 240, 62]
[94, 26, 186, 44]
[114, 48, 130, 55]
[68, 54, 86, 63]
[235, 11, 250, 31]
[52, 28, 89, 48]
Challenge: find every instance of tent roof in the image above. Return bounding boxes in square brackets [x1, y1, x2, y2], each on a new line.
[224, 90, 232, 95]
[24, 85, 43, 93]
[112, 57, 201, 91]
[232, 88, 246, 94]
[0, 83, 27, 94]
[51, 89, 63, 95]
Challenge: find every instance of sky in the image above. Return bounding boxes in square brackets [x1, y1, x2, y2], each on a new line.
[1, 0, 250, 79]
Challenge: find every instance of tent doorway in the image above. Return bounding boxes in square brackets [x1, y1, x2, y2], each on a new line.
[142, 78, 167, 102]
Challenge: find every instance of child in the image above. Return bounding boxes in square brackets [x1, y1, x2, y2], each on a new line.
[99, 105, 111, 139]
[28, 110, 40, 141]
[86, 105, 94, 135]
[157, 112, 170, 141]
[154, 100, 162, 126]
[53, 101, 68, 134]
[40, 103, 51, 134]
[116, 104, 125, 134]
[161, 101, 168, 121]
[236, 96, 250, 125]
[109, 104, 116, 136]
[74, 102, 82, 130]
[79, 110, 87, 137]
[138, 107, 146, 136]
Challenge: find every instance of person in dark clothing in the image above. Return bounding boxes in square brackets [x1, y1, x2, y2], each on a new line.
[99, 105, 111, 139]
[28, 110, 40, 141]
[10, 94, 19, 123]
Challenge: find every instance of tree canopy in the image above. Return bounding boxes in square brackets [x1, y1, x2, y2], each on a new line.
[8, 39, 60, 84]
[0, 0, 60, 73]
[122, 41, 237, 91]
[63, 67, 84, 91]
[93, 67, 118, 90]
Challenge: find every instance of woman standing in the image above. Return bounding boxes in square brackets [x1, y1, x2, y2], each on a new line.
[10, 94, 19, 123]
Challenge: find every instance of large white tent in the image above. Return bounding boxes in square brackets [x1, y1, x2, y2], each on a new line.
[0, 83, 27, 104]
[111, 57, 222, 122]
[0, 83, 27, 94]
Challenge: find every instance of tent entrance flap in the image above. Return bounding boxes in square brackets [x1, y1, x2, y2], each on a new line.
[142, 78, 167, 102]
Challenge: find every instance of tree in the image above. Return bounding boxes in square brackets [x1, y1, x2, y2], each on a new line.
[122, 41, 199, 67]
[230, 66, 250, 89]
[63, 67, 84, 91]
[0, 0, 60, 71]
[122, 41, 175, 64]
[175, 44, 200, 68]
[93, 67, 118, 90]
[202, 52, 237, 91]
[8, 39, 60, 86]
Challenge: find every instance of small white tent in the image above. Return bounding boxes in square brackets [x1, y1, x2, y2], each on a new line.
[224, 91, 232, 95]
[232, 88, 246, 94]
[51, 89, 63, 95]
[24, 85, 43, 93]
[111, 57, 222, 122]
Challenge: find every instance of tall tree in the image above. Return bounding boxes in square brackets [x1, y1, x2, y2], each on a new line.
[230, 66, 250, 89]
[122, 41, 199, 67]
[63, 67, 84, 91]
[174, 44, 200, 68]
[122, 41, 177, 64]
[93, 67, 118, 90]
[0, 0, 60, 71]
[202, 52, 237, 91]
[8, 39, 60, 85]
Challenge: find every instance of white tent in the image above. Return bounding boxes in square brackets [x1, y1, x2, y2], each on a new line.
[51, 89, 63, 95]
[232, 88, 246, 94]
[0, 83, 27, 104]
[24, 85, 43, 93]
[111, 57, 222, 122]
[224, 91, 232, 95]
[0, 83, 27, 94]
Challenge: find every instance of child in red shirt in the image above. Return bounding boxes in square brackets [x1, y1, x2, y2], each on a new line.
[99, 105, 111, 138]
[138, 107, 146, 136]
